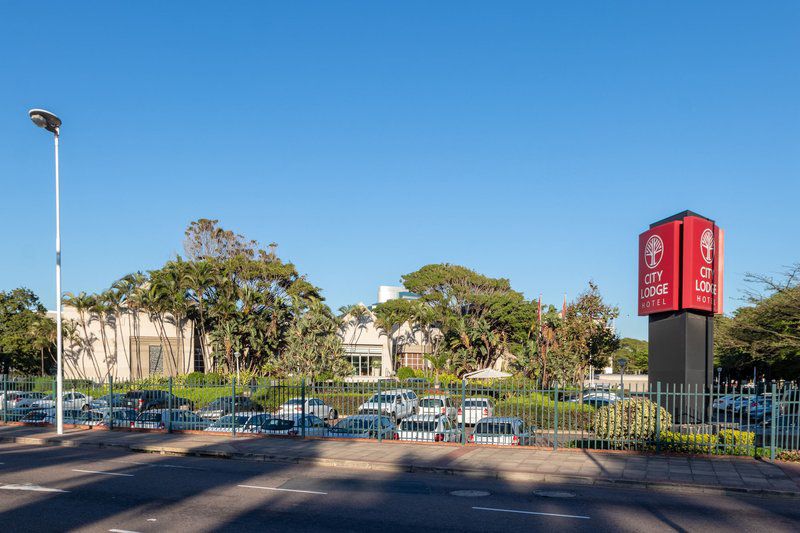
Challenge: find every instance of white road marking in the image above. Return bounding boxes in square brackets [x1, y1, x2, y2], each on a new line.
[0, 483, 68, 493]
[109, 529, 142, 533]
[72, 469, 134, 477]
[472, 506, 590, 520]
[237, 484, 327, 495]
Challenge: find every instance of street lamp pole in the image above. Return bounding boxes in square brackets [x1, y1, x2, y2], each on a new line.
[617, 357, 628, 399]
[29, 109, 63, 436]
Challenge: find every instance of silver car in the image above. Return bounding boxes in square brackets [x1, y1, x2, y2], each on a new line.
[326, 415, 396, 440]
[275, 398, 338, 420]
[397, 414, 463, 443]
[469, 416, 534, 446]
[418, 396, 458, 419]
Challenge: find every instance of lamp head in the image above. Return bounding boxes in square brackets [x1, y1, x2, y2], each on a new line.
[28, 108, 61, 134]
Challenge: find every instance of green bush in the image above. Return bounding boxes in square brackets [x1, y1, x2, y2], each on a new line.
[396, 367, 416, 381]
[592, 398, 672, 440]
[660, 431, 717, 453]
[718, 429, 755, 447]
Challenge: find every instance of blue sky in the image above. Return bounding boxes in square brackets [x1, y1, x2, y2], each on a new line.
[1, 2, 798, 340]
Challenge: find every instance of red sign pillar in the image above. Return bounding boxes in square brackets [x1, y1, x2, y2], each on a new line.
[639, 211, 724, 402]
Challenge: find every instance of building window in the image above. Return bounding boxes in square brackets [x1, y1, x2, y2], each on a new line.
[148, 345, 164, 374]
[402, 353, 424, 370]
[343, 345, 383, 376]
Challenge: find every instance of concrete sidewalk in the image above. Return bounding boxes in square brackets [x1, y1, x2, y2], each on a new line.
[2, 424, 798, 497]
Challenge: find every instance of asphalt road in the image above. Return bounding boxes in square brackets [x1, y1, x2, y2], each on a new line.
[0, 443, 798, 532]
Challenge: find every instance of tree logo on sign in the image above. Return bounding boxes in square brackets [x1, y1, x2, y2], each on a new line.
[644, 235, 664, 269]
[700, 229, 715, 264]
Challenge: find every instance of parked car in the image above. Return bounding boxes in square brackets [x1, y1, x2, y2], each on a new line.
[0, 390, 24, 407]
[196, 396, 262, 421]
[326, 415, 396, 440]
[357, 389, 419, 422]
[397, 414, 462, 442]
[132, 409, 210, 430]
[31, 392, 92, 411]
[712, 394, 741, 411]
[469, 416, 534, 446]
[124, 390, 194, 412]
[94, 408, 138, 428]
[20, 408, 87, 425]
[89, 393, 127, 409]
[569, 392, 618, 407]
[275, 398, 338, 420]
[418, 396, 458, 419]
[204, 412, 272, 434]
[259, 415, 329, 437]
[3, 391, 47, 410]
[458, 397, 494, 425]
[729, 395, 759, 413]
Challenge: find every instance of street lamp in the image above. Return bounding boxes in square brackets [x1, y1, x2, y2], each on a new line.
[28, 108, 63, 435]
[617, 357, 628, 399]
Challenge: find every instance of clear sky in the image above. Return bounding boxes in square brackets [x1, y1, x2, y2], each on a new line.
[1, 2, 798, 340]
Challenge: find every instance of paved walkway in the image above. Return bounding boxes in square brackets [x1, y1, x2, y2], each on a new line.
[1, 424, 798, 497]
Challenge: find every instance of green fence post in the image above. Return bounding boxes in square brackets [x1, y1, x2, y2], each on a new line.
[770, 382, 777, 461]
[301, 378, 306, 439]
[109, 374, 114, 430]
[2, 374, 7, 423]
[656, 382, 662, 454]
[167, 377, 173, 434]
[377, 377, 382, 443]
[231, 377, 236, 438]
[553, 383, 559, 451]
[461, 378, 467, 445]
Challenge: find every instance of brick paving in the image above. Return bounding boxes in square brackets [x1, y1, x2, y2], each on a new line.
[1, 424, 798, 496]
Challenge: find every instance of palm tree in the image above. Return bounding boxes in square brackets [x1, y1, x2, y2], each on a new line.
[183, 260, 217, 371]
[63, 291, 102, 379]
[423, 352, 449, 388]
[29, 316, 56, 376]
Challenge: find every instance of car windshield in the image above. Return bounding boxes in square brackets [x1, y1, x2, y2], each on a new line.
[285, 399, 304, 405]
[401, 420, 436, 432]
[368, 394, 396, 403]
[463, 400, 487, 407]
[420, 399, 443, 408]
[475, 422, 514, 435]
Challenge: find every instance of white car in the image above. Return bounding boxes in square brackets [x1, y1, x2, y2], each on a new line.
[397, 414, 463, 443]
[275, 398, 338, 420]
[31, 392, 93, 411]
[204, 412, 272, 434]
[132, 409, 210, 431]
[469, 416, 534, 446]
[418, 396, 458, 419]
[357, 389, 419, 422]
[0, 390, 24, 407]
[258, 415, 329, 437]
[712, 395, 741, 411]
[458, 397, 494, 425]
[3, 392, 48, 410]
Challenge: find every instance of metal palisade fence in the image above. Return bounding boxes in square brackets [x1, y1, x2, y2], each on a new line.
[1, 375, 798, 459]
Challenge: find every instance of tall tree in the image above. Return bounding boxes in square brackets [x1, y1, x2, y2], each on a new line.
[0, 288, 50, 374]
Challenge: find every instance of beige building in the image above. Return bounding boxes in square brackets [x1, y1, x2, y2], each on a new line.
[51, 306, 197, 382]
[338, 306, 440, 378]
